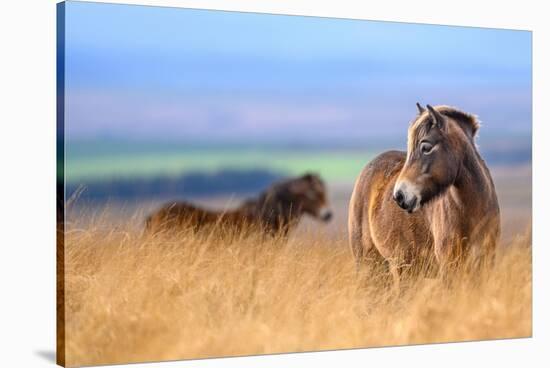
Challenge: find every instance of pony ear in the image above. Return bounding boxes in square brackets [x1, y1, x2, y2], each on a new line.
[426, 104, 445, 129]
[302, 172, 318, 182]
[416, 102, 425, 114]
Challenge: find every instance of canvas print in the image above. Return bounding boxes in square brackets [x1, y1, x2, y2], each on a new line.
[56, 1, 532, 367]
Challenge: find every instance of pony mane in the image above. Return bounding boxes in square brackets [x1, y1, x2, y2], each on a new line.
[411, 105, 480, 145]
[437, 105, 480, 138]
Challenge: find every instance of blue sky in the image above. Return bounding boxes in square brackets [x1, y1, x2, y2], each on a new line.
[63, 1, 532, 143]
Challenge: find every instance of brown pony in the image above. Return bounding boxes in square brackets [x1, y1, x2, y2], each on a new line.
[348, 104, 500, 284]
[146, 173, 332, 236]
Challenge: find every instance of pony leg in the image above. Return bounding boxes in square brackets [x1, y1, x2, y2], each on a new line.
[435, 240, 463, 285]
[348, 223, 366, 275]
[351, 231, 385, 281]
[386, 259, 401, 296]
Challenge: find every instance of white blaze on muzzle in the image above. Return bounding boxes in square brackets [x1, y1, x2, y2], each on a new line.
[393, 179, 422, 213]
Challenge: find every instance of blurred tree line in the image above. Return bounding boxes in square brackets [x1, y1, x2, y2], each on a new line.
[66, 169, 284, 201]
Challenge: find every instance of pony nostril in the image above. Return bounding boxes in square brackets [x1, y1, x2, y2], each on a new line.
[394, 190, 404, 206]
[319, 209, 333, 222]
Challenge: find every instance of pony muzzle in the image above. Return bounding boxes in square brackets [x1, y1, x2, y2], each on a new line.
[319, 207, 333, 222]
[393, 181, 421, 213]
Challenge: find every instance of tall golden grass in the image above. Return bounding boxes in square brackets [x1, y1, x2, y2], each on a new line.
[63, 212, 532, 367]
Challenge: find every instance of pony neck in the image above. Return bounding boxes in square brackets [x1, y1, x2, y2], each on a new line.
[255, 192, 303, 226]
[450, 143, 493, 210]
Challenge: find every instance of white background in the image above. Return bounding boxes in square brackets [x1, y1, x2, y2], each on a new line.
[0, 0, 548, 367]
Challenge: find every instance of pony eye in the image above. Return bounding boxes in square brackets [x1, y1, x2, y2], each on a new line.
[420, 142, 434, 155]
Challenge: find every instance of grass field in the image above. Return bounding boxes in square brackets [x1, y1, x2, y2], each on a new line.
[63, 214, 531, 367]
[63, 148, 532, 367]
